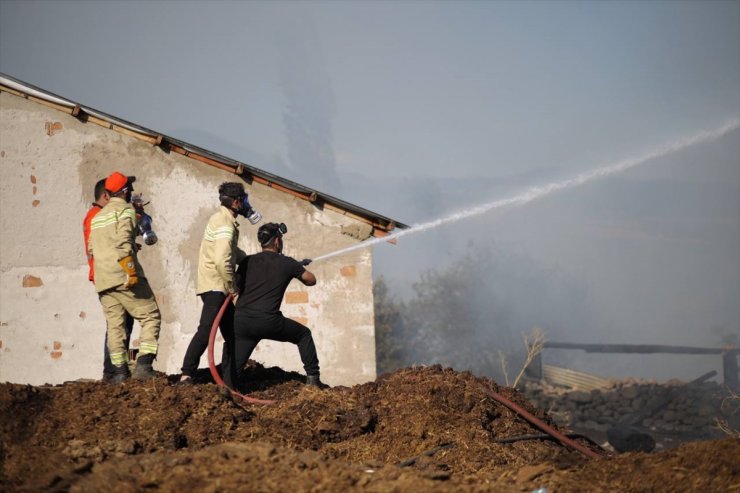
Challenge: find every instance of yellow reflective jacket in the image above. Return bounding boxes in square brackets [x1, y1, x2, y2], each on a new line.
[88, 197, 145, 293]
[197, 206, 247, 295]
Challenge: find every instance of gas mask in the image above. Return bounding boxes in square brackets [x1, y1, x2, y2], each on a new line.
[237, 194, 262, 225]
[132, 194, 158, 246]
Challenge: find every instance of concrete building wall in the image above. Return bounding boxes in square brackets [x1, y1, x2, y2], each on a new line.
[0, 92, 376, 386]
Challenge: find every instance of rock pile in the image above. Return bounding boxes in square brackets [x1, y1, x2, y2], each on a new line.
[522, 378, 737, 439]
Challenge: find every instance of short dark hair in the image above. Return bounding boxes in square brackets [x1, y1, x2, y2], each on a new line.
[94, 179, 107, 201]
[219, 182, 245, 207]
[258, 222, 287, 247]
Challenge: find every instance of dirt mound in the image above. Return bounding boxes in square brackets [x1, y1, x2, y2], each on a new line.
[1, 364, 737, 492]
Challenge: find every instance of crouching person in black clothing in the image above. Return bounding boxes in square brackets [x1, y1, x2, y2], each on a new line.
[227, 222, 323, 389]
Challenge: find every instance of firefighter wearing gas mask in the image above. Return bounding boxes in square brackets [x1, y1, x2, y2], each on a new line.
[88, 171, 162, 382]
[178, 182, 261, 384]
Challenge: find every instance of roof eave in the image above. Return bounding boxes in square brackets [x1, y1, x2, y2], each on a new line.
[0, 73, 408, 233]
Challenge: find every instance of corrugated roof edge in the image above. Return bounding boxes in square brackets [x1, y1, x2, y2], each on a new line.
[0, 73, 408, 232]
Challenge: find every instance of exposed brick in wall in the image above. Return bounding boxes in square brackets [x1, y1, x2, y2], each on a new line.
[50, 341, 63, 359]
[285, 291, 309, 304]
[340, 266, 357, 277]
[30, 175, 40, 206]
[291, 317, 308, 326]
[22, 275, 43, 287]
[45, 121, 63, 136]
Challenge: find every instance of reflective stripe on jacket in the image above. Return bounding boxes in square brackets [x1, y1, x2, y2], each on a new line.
[88, 197, 145, 293]
[197, 206, 246, 295]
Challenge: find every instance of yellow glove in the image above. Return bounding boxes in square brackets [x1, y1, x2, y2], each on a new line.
[118, 255, 139, 288]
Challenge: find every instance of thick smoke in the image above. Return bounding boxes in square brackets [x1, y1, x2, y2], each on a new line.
[367, 127, 739, 383]
[274, 14, 341, 196]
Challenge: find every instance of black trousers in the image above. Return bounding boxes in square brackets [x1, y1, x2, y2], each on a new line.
[103, 313, 134, 376]
[180, 291, 234, 378]
[226, 310, 319, 389]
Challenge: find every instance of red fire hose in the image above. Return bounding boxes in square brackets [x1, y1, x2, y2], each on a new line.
[207, 294, 275, 405]
[207, 297, 604, 452]
[482, 386, 603, 459]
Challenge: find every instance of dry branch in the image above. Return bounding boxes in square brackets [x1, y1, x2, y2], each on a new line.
[513, 327, 546, 388]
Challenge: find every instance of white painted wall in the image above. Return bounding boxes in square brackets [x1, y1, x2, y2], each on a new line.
[0, 92, 377, 386]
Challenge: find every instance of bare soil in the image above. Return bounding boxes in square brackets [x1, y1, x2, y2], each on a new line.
[1, 364, 738, 492]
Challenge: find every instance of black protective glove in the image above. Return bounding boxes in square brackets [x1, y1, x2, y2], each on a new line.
[300, 258, 312, 266]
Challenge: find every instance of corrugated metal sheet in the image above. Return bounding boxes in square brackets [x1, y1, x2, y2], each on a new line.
[543, 364, 611, 391]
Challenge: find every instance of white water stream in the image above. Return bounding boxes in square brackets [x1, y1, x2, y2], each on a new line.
[313, 119, 739, 263]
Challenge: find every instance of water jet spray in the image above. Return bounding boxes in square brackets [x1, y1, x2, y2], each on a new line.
[312, 119, 739, 263]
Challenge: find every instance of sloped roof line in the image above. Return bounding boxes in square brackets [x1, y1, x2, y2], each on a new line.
[0, 73, 407, 232]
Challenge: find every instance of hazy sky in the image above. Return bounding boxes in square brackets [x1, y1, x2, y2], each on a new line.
[2, 1, 737, 187]
[2, 0, 739, 380]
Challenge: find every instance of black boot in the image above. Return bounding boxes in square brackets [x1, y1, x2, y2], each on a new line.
[306, 374, 326, 388]
[109, 364, 130, 383]
[132, 353, 157, 380]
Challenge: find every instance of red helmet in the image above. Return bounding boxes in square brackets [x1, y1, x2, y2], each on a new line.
[105, 172, 136, 194]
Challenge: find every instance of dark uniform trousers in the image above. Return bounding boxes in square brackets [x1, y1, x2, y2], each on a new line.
[181, 291, 235, 379]
[226, 310, 319, 390]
